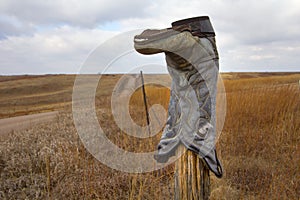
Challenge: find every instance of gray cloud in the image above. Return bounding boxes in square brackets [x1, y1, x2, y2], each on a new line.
[0, 26, 118, 74]
[0, 0, 152, 29]
[0, 0, 299, 74]
[0, 15, 35, 38]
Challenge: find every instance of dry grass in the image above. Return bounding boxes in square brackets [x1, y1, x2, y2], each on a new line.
[0, 73, 299, 199]
[213, 75, 300, 200]
[0, 74, 122, 119]
[0, 75, 75, 118]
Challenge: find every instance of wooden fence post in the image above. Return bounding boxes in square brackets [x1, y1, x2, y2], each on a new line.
[174, 145, 210, 200]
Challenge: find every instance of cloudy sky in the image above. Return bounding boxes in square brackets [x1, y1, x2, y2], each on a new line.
[0, 0, 299, 74]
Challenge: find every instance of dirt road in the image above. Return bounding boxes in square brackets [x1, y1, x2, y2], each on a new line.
[0, 111, 58, 135]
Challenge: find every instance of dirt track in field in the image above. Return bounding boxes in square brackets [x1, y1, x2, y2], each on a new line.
[0, 111, 58, 136]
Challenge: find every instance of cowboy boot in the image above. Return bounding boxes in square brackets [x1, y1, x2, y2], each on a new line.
[134, 16, 223, 178]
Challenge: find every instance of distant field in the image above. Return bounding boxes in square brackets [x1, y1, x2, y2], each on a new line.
[0, 72, 299, 119]
[0, 72, 299, 199]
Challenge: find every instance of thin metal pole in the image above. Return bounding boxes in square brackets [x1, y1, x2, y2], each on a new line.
[140, 70, 151, 136]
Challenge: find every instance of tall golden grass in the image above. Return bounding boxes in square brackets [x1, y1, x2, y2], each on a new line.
[0, 74, 299, 199]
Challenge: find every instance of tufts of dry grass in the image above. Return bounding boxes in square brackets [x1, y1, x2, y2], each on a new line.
[213, 78, 300, 199]
[0, 113, 151, 199]
[0, 73, 299, 199]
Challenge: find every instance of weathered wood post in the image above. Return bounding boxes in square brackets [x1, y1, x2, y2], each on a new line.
[134, 16, 222, 200]
[174, 146, 210, 200]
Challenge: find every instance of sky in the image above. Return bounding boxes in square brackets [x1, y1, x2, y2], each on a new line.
[0, 0, 300, 74]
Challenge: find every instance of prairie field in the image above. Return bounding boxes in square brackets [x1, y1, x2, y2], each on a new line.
[0, 72, 299, 199]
